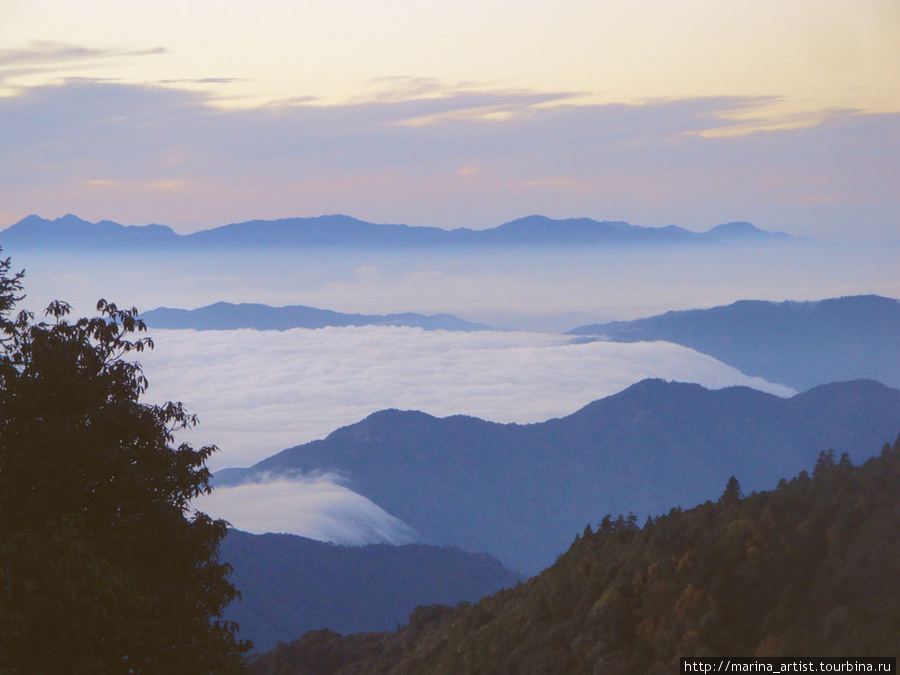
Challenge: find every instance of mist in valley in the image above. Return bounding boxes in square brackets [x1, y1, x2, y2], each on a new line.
[12, 240, 899, 332]
[3, 234, 896, 545]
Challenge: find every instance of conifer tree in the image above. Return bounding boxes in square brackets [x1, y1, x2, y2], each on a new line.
[720, 475, 743, 507]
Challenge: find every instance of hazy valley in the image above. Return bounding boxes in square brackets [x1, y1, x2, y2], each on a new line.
[5, 6, 900, 670]
[3, 212, 899, 664]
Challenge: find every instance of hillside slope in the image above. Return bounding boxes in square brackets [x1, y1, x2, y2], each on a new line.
[220, 531, 521, 653]
[568, 295, 900, 390]
[224, 379, 900, 574]
[251, 436, 900, 673]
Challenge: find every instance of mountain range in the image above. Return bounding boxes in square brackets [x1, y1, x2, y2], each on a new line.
[139, 302, 491, 332]
[250, 436, 900, 672]
[568, 295, 900, 390]
[0, 213, 795, 251]
[219, 531, 520, 652]
[219, 378, 900, 574]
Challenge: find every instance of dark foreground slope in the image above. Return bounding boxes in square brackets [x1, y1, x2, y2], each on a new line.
[251, 436, 900, 674]
[221, 531, 521, 653]
[568, 295, 900, 390]
[225, 379, 900, 574]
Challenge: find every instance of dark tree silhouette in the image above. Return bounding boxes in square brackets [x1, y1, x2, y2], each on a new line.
[0, 254, 24, 332]
[720, 475, 743, 507]
[0, 252, 249, 674]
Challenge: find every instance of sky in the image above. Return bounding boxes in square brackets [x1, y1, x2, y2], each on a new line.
[1, 0, 898, 241]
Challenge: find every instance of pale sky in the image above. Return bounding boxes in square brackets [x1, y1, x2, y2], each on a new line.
[1, 0, 898, 239]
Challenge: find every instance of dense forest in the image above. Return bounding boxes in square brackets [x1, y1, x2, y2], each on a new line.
[251, 436, 900, 674]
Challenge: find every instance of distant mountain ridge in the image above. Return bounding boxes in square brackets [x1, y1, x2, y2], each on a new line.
[1, 214, 180, 248]
[568, 295, 900, 390]
[140, 302, 492, 332]
[705, 220, 794, 242]
[220, 378, 900, 574]
[0, 213, 796, 250]
[220, 530, 521, 652]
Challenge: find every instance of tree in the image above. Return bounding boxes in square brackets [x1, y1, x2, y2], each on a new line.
[0, 252, 249, 674]
[720, 475, 742, 507]
[813, 449, 837, 479]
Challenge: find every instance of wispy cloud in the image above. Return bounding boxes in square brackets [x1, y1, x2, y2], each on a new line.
[358, 75, 452, 103]
[192, 472, 418, 545]
[0, 41, 166, 87]
[0, 41, 166, 68]
[156, 77, 244, 85]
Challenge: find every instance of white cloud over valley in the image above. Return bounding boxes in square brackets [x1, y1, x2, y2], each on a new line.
[154, 325, 793, 545]
[192, 473, 419, 546]
[142, 326, 794, 470]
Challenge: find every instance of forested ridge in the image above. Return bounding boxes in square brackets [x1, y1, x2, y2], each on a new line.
[251, 436, 900, 674]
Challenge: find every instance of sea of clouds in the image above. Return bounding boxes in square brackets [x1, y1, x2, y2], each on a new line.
[10, 241, 894, 547]
[138, 326, 794, 545]
[141, 326, 794, 468]
[11, 243, 891, 547]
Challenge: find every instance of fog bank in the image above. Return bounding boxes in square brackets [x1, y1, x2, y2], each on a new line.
[140, 326, 793, 469]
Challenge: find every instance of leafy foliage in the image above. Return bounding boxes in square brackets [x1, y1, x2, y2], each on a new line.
[252, 437, 900, 673]
[0, 254, 249, 674]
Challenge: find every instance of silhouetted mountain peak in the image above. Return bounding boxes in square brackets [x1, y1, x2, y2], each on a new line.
[3, 213, 178, 246]
[577, 378, 755, 410]
[356, 408, 437, 429]
[497, 215, 634, 233]
[706, 220, 792, 241]
[790, 378, 896, 406]
[9, 213, 90, 230]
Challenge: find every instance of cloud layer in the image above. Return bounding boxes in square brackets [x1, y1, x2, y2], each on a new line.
[192, 473, 419, 546]
[140, 326, 794, 470]
[153, 325, 792, 545]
